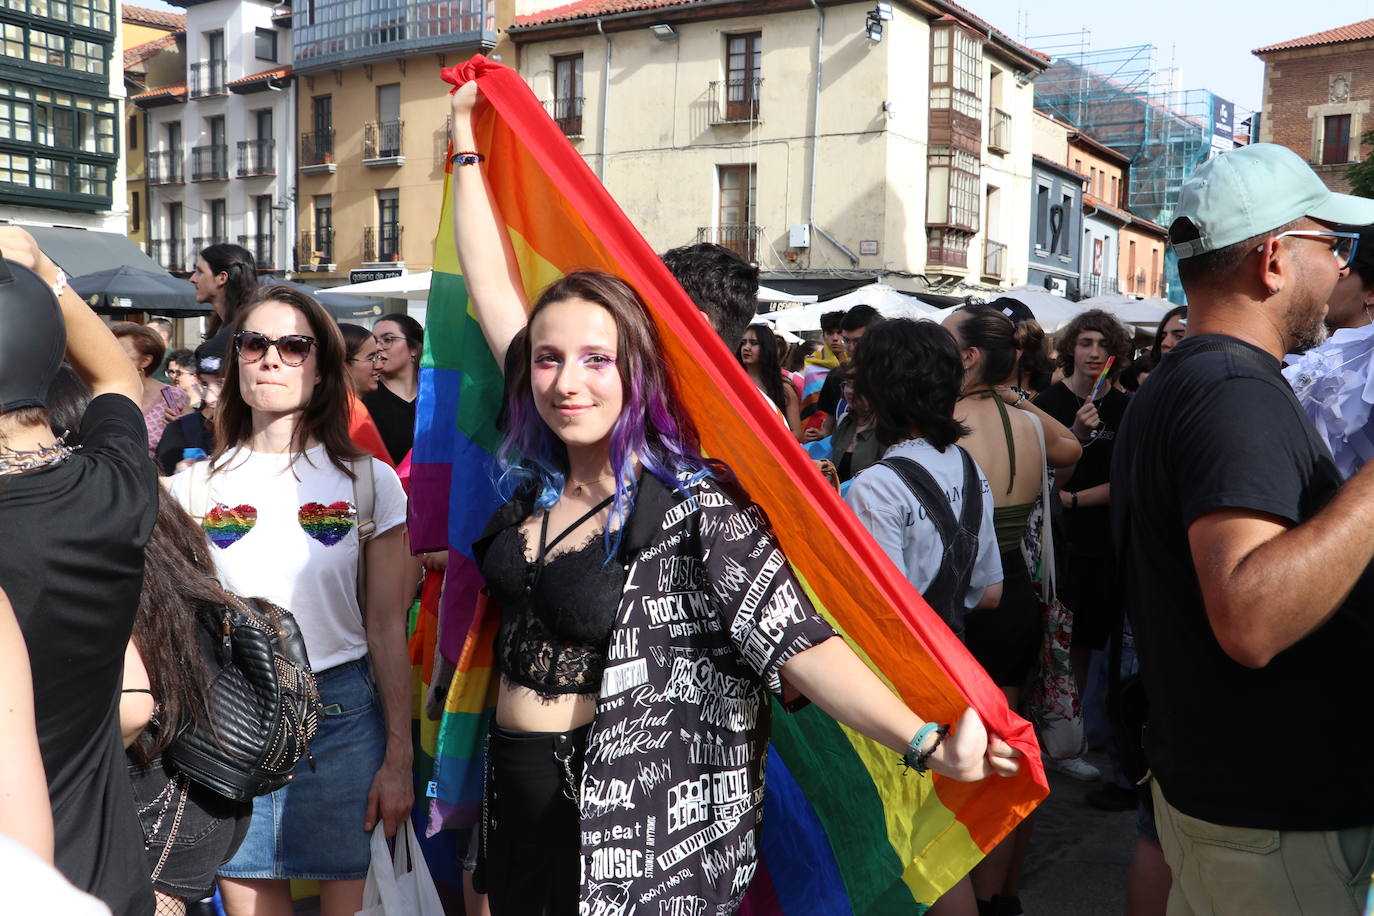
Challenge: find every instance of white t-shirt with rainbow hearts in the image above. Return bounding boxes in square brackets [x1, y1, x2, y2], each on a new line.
[170, 445, 407, 672]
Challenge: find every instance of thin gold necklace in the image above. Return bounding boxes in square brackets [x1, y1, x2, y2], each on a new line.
[567, 472, 615, 495]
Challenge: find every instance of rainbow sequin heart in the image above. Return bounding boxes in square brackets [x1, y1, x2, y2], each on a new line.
[204, 503, 258, 548]
[298, 501, 356, 547]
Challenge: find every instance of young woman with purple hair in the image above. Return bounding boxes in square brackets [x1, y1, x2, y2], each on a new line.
[450, 81, 1020, 916]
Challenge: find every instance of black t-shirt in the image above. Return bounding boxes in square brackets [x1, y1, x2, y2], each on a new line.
[1112, 335, 1374, 830]
[363, 381, 415, 466]
[155, 410, 210, 476]
[0, 394, 158, 915]
[1034, 381, 1128, 558]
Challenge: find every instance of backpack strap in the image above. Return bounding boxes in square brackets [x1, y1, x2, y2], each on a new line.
[352, 458, 377, 606]
[879, 452, 982, 631]
[881, 456, 960, 546]
[184, 459, 213, 524]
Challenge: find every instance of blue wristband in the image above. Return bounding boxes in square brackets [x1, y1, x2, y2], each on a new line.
[903, 723, 943, 771]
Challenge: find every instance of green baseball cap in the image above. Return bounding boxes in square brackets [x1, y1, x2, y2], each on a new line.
[1170, 143, 1374, 260]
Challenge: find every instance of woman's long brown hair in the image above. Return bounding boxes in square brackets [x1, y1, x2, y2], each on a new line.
[128, 496, 240, 765]
[210, 284, 365, 477]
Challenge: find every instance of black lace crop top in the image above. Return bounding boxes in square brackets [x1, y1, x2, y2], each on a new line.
[480, 519, 627, 698]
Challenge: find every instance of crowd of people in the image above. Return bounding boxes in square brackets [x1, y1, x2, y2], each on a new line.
[2, 95, 1373, 916]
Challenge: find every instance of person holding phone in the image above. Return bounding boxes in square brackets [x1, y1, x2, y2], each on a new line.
[111, 321, 190, 461]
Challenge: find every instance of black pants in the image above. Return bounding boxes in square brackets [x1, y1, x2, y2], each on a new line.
[477, 722, 590, 915]
[965, 547, 1041, 688]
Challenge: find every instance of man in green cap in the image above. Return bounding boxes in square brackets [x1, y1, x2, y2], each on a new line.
[1112, 142, 1374, 915]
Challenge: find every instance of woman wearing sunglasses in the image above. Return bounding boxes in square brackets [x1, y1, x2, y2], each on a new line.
[363, 313, 423, 466]
[449, 79, 1018, 916]
[168, 285, 413, 916]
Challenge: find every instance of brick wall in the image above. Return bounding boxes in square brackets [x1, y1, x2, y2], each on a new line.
[1258, 40, 1374, 193]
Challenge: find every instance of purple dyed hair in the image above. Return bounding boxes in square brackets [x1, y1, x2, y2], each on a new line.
[496, 271, 717, 559]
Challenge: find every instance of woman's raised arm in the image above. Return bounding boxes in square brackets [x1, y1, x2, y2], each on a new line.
[448, 82, 531, 367]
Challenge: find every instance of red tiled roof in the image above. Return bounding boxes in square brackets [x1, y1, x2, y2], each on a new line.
[1254, 18, 1374, 54]
[131, 82, 187, 102]
[123, 30, 182, 68]
[514, 0, 701, 27]
[123, 5, 186, 29]
[513, 0, 1048, 63]
[1082, 192, 1130, 223]
[228, 64, 292, 87]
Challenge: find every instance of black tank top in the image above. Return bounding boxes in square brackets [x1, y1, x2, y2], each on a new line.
[480, 496, 627, 697]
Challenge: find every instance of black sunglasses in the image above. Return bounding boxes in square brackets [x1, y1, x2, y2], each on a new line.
[234, 331, 317, 367]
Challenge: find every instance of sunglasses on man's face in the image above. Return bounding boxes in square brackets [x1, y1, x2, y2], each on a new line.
[234, 331, 317, 367]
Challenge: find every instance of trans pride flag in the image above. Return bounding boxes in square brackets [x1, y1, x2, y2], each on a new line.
[410, 55, 1047, 913]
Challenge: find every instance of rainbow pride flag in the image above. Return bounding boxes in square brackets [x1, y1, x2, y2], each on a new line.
[800, 349, 840, 426]
[410, 55, 1047, 912]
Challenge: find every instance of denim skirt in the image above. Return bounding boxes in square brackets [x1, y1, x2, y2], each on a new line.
[217, 657, 387, 880]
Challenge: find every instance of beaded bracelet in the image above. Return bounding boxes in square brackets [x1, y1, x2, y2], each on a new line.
[450, 151, 484, 166]
[902, 723, 950, 775]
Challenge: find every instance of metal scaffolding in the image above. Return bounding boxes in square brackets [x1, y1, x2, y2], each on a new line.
[1033, 44, 1229, 301]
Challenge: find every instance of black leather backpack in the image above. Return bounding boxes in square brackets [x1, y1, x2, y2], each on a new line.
[165, 594, 322, 801]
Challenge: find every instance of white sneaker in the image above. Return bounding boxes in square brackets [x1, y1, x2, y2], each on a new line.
[1044, 755, 1101, 782]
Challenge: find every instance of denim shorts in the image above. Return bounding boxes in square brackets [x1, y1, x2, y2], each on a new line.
[217, 657, 387, 881]
[128, 757, 252, 898]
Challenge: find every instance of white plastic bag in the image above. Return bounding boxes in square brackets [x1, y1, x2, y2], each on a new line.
[355, 820, 444, 916]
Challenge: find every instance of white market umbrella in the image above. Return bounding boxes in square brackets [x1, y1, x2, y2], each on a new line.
[927, 288, 1085, 333]
[1076, 293, 1174, 330]
[769, 283, 938, 332]
[757, 285, 818, 304]
[325, 270, 433, 301]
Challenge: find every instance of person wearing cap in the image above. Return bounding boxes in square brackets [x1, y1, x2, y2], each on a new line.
[156, 329, 230, 476]
[1113, 143, 1374, 915]
[0, 226, 157, 915]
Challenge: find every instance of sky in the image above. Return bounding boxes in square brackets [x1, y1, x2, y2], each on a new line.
[964, 1, 1371, 116]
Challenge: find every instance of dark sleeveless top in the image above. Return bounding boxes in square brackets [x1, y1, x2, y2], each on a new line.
[972, 390, 1037, 552]
[479, 495, 627, 698]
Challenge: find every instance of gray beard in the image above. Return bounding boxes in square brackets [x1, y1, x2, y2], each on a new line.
[1289, 317, 1328, 355]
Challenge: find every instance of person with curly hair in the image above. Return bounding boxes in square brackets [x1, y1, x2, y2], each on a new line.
[1032, 308, 1133, 781]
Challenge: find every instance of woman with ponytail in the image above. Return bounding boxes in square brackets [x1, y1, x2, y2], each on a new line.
[450, 79, 1019, 915]
[191, 244, 259, 338]
[942, 301, 1081, 916]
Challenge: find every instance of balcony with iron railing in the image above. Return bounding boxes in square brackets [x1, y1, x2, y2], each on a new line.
[983, 239, 1006, 279]
[237, 139, 275, 177]
[363, 120, 405, 165]
[189, 61, 227, 98]
[363, 224, 404, 264]
[695, 224, 762, 262]
[192, 237, 227, 259]
[147, 238, 185, 272]
[988, 108, 1011, 154]
[300, 129, 336, 174]
[708, 78, 763, 124]
[1081, 273, 1120, 298]
[298, 228, 336, 270]
[542, 96, 583, 137]
[191, 144, 228, 181]
[146, 150, 183, 185]
[238, 233, 275, 270]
